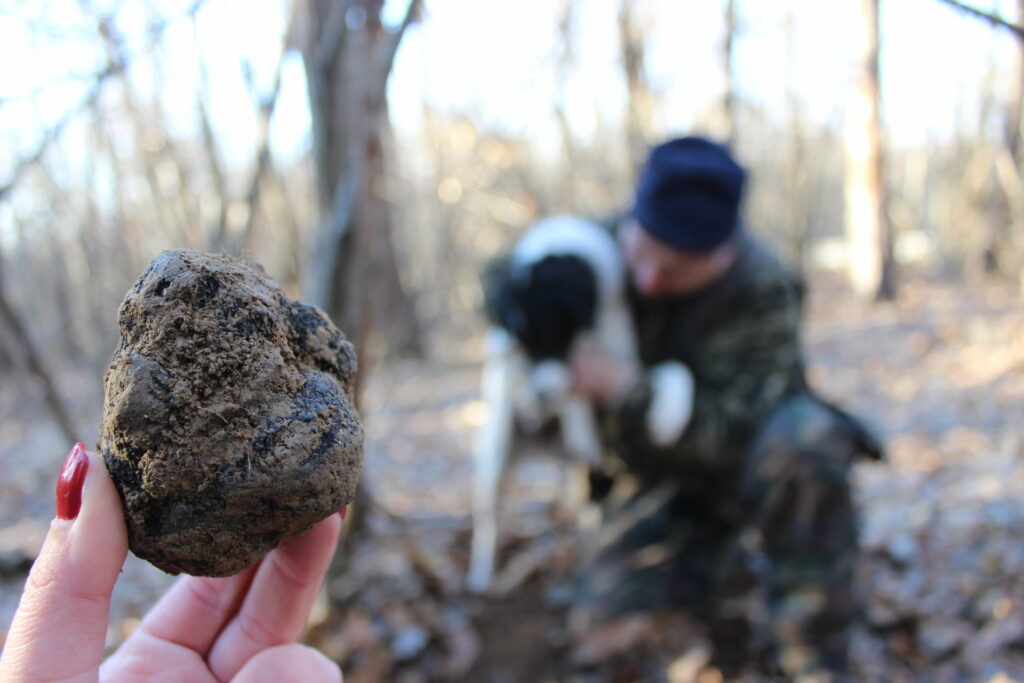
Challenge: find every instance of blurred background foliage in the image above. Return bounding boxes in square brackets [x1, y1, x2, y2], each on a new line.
[1, 0, 1021, 419]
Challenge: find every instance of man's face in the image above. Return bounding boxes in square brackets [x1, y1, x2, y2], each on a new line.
[619, 218, 736, 298]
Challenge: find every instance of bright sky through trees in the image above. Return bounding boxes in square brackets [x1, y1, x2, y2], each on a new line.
[0, 0, 1019, 195]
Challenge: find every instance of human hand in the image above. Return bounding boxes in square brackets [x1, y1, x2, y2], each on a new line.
[0, 443, 343, 682]
[570, 344, 640, 407]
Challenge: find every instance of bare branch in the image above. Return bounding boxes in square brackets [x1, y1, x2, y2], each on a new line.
[0, 67, 123, 107]
[236, 52, 287, 252]
[0, 62, 120, 204]
[364, 0, 422, 114]
[378, 0, 423, 86]
[0, 0, 211, 205]
[192, 14, 229, 248]
[936, 0, 1024, 40]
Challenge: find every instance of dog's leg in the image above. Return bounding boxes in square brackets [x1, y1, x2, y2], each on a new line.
[557, 397, 602, 529]
[511, 356, 546, 433]
[467, 330, 517, 593]
[560, 396, 601, 466]
[596, 297, 638, 361]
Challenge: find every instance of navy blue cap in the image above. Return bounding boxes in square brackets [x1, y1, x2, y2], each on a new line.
[632, 136, 746, 252]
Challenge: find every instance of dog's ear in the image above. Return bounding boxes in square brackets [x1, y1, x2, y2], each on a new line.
[481, 254, 525, 334]
[481, 255, 510, 325]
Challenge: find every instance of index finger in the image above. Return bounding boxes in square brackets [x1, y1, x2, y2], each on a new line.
[0, 445, 129, 681]
[130, 565, 258, 655]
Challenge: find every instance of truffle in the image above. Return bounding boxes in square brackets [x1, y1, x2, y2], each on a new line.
[100, 249, 363, 576]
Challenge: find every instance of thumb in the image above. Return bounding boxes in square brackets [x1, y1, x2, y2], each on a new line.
[0, 443, 129, 682]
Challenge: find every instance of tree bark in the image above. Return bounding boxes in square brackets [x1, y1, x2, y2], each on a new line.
[299, 0, 423, 398]
[844, 0, 895, 299]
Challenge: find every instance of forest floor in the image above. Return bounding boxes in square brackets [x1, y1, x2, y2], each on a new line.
[1, 270, 1023, 681]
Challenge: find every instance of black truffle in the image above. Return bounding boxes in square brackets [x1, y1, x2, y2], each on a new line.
[100, 249, 363, 576]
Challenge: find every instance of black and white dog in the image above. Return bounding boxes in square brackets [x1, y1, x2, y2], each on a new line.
[467, 216, 693, 592]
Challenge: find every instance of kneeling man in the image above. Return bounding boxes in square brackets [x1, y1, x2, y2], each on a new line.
[571, 136, 882, 679]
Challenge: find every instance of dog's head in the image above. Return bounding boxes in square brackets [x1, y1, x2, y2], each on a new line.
[487, 253, 598, 402]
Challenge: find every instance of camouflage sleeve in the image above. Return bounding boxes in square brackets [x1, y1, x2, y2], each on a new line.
[608, 277, 805, 476]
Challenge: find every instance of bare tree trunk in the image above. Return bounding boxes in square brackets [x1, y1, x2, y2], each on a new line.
[554, 0, 577, 208]
[844, 0, 895, 299]
[376, 115, 426, 358]
[193, 16, 231, 251]
[783, 6, 809, 270]
[1007, 0, 1024, 161]
[296, 0, 423, 568]
[722, 0, 738, 148]
[0, 250, 78, 444]
[619, 0, 653, 170]
[236, 59, 285, 255]
[299, 0, 422, 398]
[267, 165, 305, 293]
[300, 0, 374, 394]
[991, 0, 1024, 276]
[47, 231, 84, 364]
[91, 97, 142, 282]
[0, 332, 13, 373]
[33, 165, 88, 365]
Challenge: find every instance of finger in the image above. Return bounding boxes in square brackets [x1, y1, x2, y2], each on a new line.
[99, 629, 216, 683]
[129, 565, 257, 656]
[208, 513, 342, 680]
[0, 444, 129, 682]
[232, 643, 341, 683]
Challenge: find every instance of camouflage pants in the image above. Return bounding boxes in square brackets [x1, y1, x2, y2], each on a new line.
[575, 395, 865, 678]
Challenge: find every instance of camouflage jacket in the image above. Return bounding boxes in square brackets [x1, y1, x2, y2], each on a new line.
[605, 234, 808, 484]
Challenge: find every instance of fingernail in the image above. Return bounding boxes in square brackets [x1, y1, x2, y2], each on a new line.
[56, 442, 89, 520]
[339, 506, 348, 520]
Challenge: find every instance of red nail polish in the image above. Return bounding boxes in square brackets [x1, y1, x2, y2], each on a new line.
[339, 506, 348, 520]
[56, 442, 89, 520]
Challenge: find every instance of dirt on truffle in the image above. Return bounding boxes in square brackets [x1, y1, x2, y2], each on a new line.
[100, 249, 363, 577]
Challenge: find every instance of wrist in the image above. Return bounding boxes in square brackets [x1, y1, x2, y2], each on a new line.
[602, 361, 641, 407]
